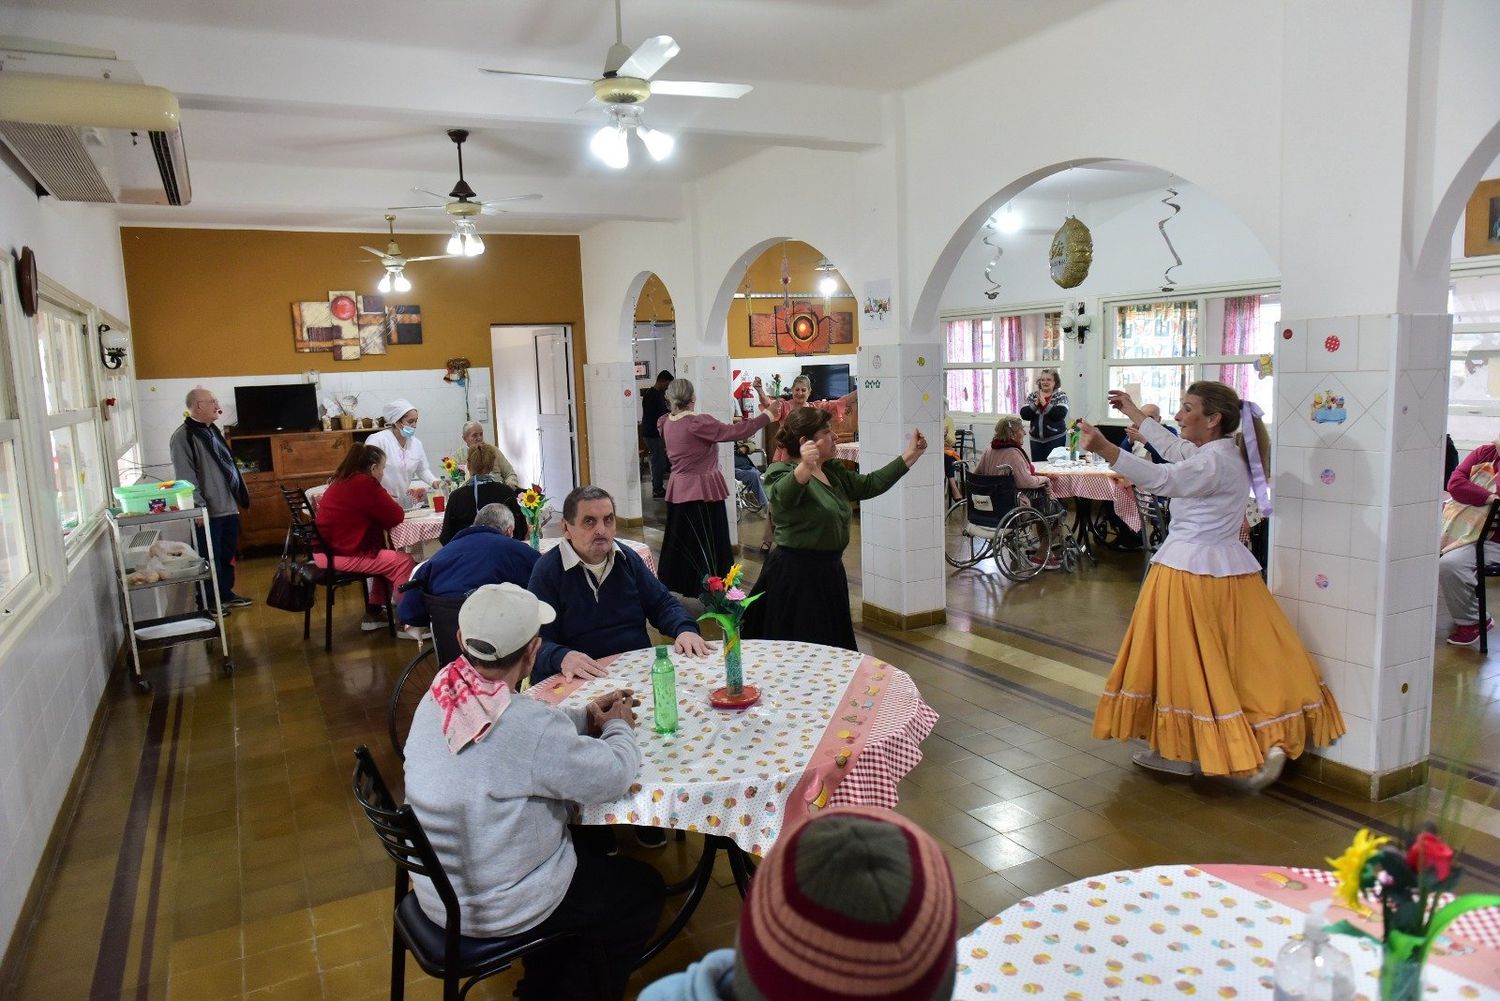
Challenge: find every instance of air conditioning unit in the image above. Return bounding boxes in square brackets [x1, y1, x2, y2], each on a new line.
[0, 43, 192, 206]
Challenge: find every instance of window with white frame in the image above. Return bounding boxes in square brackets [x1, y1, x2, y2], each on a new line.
[1104, 290, 1279, 420]
[1446, 271, 1500, 450]
[97, 316, 142, 484]
[943, 309, 1063, 416]
[0, 281, 36, 613]
[35, 291, 107, 551]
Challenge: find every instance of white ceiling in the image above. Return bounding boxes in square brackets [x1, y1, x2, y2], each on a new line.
[3, 0, 1112, 233]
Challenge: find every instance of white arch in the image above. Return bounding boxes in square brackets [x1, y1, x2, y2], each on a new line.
[1407, 118, 1500, 314]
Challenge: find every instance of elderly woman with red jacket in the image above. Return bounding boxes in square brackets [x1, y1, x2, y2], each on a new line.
[314, 443, 420, 638]
[1438, 436, 1500, 646]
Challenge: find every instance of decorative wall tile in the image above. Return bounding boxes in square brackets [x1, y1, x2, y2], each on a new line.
[1306, 317, 1357, 373]
[1301, 553, 1349, 609]
[1377, 659, 1433, 723]
[1276, 320, 1308, 374]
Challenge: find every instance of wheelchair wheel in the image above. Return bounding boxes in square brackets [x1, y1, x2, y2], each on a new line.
[995, 508, 1050, 583]
[945, 523, 997, 570]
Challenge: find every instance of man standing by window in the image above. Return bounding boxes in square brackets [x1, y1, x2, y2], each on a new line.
[640, 370, 672, 499]
[170, 387, 252, 610]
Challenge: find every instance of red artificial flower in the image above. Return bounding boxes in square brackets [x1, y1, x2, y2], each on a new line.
[707, 576, 725, 593]
[1407, 831, 1454, 881]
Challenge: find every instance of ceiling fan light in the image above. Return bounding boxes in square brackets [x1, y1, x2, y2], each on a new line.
[446, 232, 463, 256]
[638, 126, 674, 162]
[818, 275, 839, 297]
[591, 124, 629, 169]
[993, 206, 1023, 235]
[378, 272, 393, 294]
[465, 233, 485, 256]
[393, 272, 412, 293]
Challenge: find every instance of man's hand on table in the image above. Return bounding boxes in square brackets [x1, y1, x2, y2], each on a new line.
[561, 650, 609, 680]
[587, 689, 640, 733]
[674, 632, 710, 657]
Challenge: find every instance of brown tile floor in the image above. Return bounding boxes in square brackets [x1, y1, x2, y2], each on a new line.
[2, 497, 1497, 999]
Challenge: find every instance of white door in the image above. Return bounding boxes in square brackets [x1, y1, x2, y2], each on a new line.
[489, 325, 578, 496]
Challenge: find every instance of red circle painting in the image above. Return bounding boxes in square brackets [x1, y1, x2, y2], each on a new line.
[330, 294, 357, 321]
[790, 312, 817, 342]
[1323, 335, 1340, 353]
[1281, 328, 1293, 340]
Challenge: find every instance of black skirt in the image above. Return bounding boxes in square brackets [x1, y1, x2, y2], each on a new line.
[657, 499, 733, 596]
[741, 546, 857, 651]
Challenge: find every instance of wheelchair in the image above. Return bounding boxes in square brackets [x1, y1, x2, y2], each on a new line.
[946, 471, 1079, 581]
[734, 446, 767, 516]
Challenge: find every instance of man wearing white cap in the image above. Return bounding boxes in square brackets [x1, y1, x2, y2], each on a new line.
[365, 398, 443, 503]
[403, 583, 664, 1001]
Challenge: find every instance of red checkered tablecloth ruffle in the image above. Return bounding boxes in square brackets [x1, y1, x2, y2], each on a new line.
[829, 668, 938, 810]
[1037, 467, 1143, 532]
[1289, 866, 1500, 949]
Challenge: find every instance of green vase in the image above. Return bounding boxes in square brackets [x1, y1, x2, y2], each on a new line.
[527, 518, 541, 550]
[1379, 951, 1424, 1001]
[723, 628, 743, 696]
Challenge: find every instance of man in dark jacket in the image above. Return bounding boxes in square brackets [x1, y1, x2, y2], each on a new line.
[640, 371, 672, 498]
[399, 505, 540, 626]
[168, 387, 252, 609]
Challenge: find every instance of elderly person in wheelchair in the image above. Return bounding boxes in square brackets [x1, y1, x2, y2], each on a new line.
[947, 415, 1076, 579]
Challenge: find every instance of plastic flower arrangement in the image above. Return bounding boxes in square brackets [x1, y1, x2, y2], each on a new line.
[517, 484, 548, 548]
[440, 456, 463, 485]
[698, 564, 762, 699]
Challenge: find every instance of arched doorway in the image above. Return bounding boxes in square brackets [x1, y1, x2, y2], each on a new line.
[628, 273, 677, 532]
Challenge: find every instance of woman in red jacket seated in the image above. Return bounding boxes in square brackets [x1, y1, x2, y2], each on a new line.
[314, 443, 420, 638]
[1439, 435, 1500, 646]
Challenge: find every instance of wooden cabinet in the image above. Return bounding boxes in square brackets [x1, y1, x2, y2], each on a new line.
[229, 429, 363, 549]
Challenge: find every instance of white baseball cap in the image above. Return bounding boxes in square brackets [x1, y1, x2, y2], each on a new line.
[457, 583, 556, 662]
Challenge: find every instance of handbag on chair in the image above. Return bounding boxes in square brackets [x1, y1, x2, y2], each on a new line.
[266, 530, 316, 612]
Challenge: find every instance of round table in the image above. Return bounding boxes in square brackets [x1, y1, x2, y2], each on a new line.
[388, 508, 445, 552]
[1034, 460, 1145, 532]
[953, 863, 1500, 999]
[537, 536, 657, 575]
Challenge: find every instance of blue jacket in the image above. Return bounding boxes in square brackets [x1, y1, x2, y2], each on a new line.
[397, 526, 540, 626]
[637, 949, 735, 1001]
[526, 540, 699, 682]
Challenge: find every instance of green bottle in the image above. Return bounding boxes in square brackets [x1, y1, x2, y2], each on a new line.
[651, 645, 678, 734]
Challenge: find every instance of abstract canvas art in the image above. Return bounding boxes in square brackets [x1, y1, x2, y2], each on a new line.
[354, 294, 389, 356]
[291, 297, 359, 355]
[748, 301, 854, 355]
[391, 305, 423, 345]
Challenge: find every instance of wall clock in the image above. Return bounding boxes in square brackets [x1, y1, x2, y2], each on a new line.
[1049, 217, 1093, 290]
[16, 247, 38, 317]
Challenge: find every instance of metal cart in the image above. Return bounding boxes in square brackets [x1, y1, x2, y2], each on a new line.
[105, 507, 233, 692]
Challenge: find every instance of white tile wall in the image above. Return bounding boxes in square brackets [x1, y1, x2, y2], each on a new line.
[1299, 500, 1353, 556]
[585, 361, 643, 519]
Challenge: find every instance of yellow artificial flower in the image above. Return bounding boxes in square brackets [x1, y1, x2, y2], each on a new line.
[520, 489, 541, 509]
[725, 563, 743, 589]
[1326, 827, 1389, 915]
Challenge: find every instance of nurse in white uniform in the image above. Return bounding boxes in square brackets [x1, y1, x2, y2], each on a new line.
[365, 398, 443, 503]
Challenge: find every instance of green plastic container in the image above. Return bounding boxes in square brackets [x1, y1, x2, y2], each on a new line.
[113, 480, 195, 514]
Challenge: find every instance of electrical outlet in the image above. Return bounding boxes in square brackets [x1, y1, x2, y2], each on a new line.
[473, 393, 490, 421]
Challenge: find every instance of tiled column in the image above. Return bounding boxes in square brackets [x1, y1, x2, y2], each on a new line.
[676, 354, 738, 547]
[857, 341, 946, 629]
[1270, 313, 1448, 798]
[583, 361, 642, 522]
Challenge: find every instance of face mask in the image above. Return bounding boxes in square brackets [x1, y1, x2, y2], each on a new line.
[400, 425, 417, 438]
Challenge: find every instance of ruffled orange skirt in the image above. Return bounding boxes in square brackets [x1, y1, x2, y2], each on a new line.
[1092, 565, 1346, 777]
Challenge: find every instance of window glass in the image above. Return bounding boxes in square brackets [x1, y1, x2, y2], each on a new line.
[50, 427, 80, 540]
[75, 419, 105, 515]
[0, 440, 27, 604]
[945, 318, 996, 364]
[944, 310, 1063, 415]
[38, 307, 88, 415]
[1202, 363, 1275, 421]
[1114, 301, 1199, 359]
[1451, 273, 1500, 324]
[945, 369, 993, 414]
[1108, 364, 1191, 418]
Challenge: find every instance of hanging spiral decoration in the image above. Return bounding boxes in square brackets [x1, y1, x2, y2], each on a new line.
[982, 215, 1004, 300]
[1158, 186, 1183, 292]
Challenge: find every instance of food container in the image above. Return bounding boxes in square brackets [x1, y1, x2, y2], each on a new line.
[113, 480, 195, 514]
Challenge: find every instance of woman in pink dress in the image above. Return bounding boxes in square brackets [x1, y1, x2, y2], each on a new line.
[755, 374, 857, 460]
[656, 378, 772, 595]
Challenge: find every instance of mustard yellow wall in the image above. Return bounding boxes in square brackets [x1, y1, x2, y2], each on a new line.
[121, 226, 591, 477]
[633, 273, 676, 322]
[726, 241, 857, 359]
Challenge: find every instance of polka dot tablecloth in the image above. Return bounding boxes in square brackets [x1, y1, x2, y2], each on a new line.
[1035, 463, 1144, 532]
[538, 536, 657, 575]
[527, 640, 937, 856]
[953, 864, 1500, 999]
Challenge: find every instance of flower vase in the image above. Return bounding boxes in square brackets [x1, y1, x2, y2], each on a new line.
[723, 628, 743, 697]
[1379, 952, 1424, 1001]
[527, 517, 541, 550]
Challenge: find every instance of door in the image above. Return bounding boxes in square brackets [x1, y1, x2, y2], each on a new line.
[489, 325, 578, 496]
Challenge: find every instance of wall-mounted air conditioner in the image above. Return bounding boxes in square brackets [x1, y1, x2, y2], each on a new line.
[0, 41, 192, 206]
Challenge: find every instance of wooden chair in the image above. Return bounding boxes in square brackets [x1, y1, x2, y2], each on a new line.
[351, 747, 606, 1001]
[280, 486, 395, 651]
[1475, 500, 1500, 653]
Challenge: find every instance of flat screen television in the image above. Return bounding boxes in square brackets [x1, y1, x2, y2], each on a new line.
[802, 363, 851, 401]
[234, 383, 319, 432]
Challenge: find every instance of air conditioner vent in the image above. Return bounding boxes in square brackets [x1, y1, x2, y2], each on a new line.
[0, 120, 113, 201]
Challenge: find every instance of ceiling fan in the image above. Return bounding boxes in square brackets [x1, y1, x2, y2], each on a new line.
[479, 0, 752, 168]
[359, 215, 453, 293]
[387, 129, 542, 255]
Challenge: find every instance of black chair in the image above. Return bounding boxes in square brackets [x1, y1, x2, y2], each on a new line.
[280, 486, 396, 652]
[947, 470, 1052, 581]
[1476, 500, 1500, 653]
[1097, 424, 1132, 447]
[388, 591, 468, 759]
[953, 427, 976, 462]
[351, 747, 605, 1001]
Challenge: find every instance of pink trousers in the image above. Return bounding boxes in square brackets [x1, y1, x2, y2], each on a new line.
[312, 549, 415, 606]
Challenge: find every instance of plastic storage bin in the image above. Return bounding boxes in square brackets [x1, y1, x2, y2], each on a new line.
[113, 480, 195, 514]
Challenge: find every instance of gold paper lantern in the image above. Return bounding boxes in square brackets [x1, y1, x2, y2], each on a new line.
[1049, 215, 1093, 289]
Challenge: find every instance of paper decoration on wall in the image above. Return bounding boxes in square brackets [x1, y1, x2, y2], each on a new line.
[1157, 188, 1184, 292]
[862, 279, 892, 329]
[748, 301, 854, 355]
[1310, 392, 1347, 424]
[1048, 216, 1093, 289]
[444, 357, 471, 385]
[1255, 354, 1273, 379]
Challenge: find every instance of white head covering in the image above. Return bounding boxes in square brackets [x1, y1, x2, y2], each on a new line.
[383, 398, 417, 426]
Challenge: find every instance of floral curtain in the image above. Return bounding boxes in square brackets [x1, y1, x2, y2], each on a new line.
[996, 316, 1027, 413]
[1220, 295, 1260, 397]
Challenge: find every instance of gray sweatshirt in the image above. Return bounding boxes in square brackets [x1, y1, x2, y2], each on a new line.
[402, 691, 640, 937]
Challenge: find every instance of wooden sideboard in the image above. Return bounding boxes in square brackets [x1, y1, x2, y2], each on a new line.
[228, 429, 371, 548]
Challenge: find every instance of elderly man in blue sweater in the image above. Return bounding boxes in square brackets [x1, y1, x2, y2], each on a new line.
[397, 504, 539, 626]
[528, 485, 709, 684]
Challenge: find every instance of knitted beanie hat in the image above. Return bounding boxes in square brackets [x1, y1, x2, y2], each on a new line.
[732, 805, 957, 1001]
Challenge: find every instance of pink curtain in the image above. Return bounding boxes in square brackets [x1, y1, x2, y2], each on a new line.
[1220, 296, 1259, 397]
[996, 316, 1027, 412]
[945, 320, 987, 411]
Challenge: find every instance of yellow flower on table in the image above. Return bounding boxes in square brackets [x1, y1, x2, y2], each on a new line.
[520, 489, 542, 509]
[1326, 827, 1389, 915]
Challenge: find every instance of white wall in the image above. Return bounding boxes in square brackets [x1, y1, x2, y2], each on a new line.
[0, 170, 130, 959]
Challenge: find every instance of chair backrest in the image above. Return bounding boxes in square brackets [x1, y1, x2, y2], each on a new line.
[954, 427, 976, 461]
[1478, 500, 1500, 577]
[964, 471, 1020, 529]
[427, 593, 468, 668]
[351, 746, 464, 947]
[280, 485, 329, 557]
[304, 482, 331, 513]
[1097, 424, 1131, 447]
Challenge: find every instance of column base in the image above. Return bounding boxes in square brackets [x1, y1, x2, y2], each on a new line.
[861, 602, 946, 631]
[616, 515, 645, 529]
[1297, 754, 1428, 801]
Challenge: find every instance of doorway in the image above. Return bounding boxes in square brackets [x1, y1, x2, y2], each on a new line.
[489, 324, 579, 498]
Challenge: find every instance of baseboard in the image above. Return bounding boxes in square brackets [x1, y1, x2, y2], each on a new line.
[861, 602, 947, 631]
[617, 516, 645, 529]
[1299, 753, 1429, 801]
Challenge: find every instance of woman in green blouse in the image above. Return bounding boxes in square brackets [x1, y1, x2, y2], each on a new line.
[743, 407, 928, 650]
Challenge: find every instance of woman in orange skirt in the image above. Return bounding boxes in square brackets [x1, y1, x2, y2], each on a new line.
[1076, 382, 1344, 790]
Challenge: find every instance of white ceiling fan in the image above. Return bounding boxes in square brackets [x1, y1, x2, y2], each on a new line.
[387, 129, 542, 255]
[479, 0, 752, 168]
[359, 215, 453, 293]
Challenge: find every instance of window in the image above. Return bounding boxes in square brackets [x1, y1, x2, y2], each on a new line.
[36, 294, 106, 551]
[98, 317, 141, 482]
[943, 309, 1063, 416]
[1446, 272, 1500, 448]
[0, 282, 35, 613]
[1104, 291, 1278, 420]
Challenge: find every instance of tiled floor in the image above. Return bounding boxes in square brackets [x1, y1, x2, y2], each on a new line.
[2, 499, 1497, 999]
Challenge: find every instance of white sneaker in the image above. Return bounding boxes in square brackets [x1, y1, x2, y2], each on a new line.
[1237, 746, 1288, 793]
[1131, 748, 1196, 776]
[360, 617, 387, 632]
[398, 626, 431, 642]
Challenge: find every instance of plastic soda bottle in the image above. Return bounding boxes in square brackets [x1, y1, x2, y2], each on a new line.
[651, 645, 678, 734]
[1272, 903, 1354, 1001]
